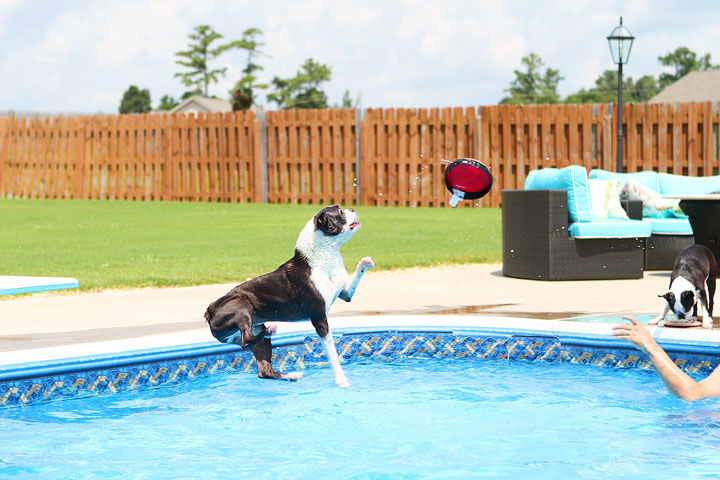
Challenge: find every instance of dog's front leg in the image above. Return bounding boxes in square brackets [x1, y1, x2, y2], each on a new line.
[311, 314, 349, 388]
[700, 301, 713, 329]
[649, 304, 670, 325]
[338, 257, 374, 302]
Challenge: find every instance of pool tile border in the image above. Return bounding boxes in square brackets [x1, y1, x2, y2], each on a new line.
[3, 323, 720, 407]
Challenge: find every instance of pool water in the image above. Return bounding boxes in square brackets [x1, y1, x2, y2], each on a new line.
[3, 357, 720, 479]
[568, 313, 656, 324]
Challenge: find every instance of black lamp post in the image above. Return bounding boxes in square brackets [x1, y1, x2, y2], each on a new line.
[607, 17, 635, 173]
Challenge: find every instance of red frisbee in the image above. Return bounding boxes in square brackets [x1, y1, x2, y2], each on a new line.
[444, 158, 493, 207]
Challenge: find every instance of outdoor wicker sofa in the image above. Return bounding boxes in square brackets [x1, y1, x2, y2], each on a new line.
[503, 166, 720, 280]
[502, 189, 649, 280]
[589, 169, 720, 270]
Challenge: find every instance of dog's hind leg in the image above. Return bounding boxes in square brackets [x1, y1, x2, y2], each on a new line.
[249, 337, 303, 381]
[707, 274, 716, 318]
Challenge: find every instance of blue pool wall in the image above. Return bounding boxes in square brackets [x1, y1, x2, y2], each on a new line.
[2, 326, 720, 407]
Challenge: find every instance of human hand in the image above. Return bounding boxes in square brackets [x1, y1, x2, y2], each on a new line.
[611, 315, 657, 353]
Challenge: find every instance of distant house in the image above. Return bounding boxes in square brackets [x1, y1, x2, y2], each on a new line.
[169, 95, 232, 114]
[649, 71, 720, 103]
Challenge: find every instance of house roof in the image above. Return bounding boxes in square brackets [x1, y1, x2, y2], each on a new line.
[169, 95, 232, 114]
[649, 71, 720, 103]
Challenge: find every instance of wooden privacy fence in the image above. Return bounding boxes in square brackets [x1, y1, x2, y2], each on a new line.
[265, 108, 357, 206]
[1, 102, 718, 208]
[361, 107, 475, 207]
[0, 112, 261, 203]
[480, 102, 720, 207]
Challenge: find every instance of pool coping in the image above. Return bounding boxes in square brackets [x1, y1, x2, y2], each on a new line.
[4, 314, 720, 407]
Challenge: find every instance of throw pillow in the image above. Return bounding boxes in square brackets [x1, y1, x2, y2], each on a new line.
[622, 177, 683, 218]
[589, 179, 629, 219]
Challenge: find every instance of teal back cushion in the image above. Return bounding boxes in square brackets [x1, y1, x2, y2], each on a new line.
[658, 173, 720, 195]
[525, 166, 592, 222]
[589, 169, 659, 192]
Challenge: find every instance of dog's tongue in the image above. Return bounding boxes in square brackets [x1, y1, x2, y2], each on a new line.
[350, 221, 360, 229]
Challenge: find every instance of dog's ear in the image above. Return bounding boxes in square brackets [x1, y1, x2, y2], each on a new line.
[313, 207, 345, 236]
[660, 292, 675, 304]
[314, 210, 329, 230]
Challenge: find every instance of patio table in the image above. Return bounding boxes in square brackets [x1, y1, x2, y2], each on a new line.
[665, 194, 720, 266]
[0, 276, 79, 296]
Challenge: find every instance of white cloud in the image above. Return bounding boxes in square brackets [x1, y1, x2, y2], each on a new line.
[2, 0, 720, 112]
[0, 0, 20, 38]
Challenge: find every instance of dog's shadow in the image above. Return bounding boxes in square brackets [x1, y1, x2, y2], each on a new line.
[646, 271, 672, 278]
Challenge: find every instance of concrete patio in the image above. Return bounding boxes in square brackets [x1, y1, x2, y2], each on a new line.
[0, 264, 681, 353]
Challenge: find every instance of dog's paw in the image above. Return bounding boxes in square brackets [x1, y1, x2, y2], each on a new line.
[335, 375, 350, 388]
[265, 323, 278, 335]
[283, 371, 303, 382]
[702, 320, 713, 329]
[359, 257, 374, 270]
[648, 317, 662, 326]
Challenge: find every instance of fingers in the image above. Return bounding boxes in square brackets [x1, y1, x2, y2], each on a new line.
[610, 326, 630, 337]
[621, 315, 640, 325]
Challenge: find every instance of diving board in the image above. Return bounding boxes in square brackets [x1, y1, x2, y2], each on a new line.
[0, 276, 79, 296]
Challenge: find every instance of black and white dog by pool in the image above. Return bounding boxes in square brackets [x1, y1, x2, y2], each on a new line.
[651, 244, 718, 329]
[205, 205, 374, 387]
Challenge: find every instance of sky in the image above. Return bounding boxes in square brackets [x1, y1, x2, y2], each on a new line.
[0, 0, 719, 114]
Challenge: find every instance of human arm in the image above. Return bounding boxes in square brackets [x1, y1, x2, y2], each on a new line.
[611, 315, 720, 400]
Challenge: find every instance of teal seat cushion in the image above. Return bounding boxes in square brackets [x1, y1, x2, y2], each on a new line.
[658, 173, 720, 195]
[589, 169, 659, 192]
[568, 217, 651, 239]
[525, 166, 592, 222]
[641, 217, 693, 235]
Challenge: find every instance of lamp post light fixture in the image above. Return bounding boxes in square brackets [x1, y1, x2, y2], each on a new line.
[607, 17, 635, 173]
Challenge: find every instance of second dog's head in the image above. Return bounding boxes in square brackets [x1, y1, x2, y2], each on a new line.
[296, 205, 361, 253]
[660, 277, 699, 320]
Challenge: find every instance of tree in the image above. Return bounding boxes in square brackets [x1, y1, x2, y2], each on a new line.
[658, 47, 720, 89]
[500, 53, 563, 105]
[156, 95, 179, 111]
[230, 28, 269, 111]
[334, 90, 361, 108]
[119, 85, 151, 114]
[174, 25, 247, 97]
[564, 70, 659, 104]
[267, 58, 332, 109]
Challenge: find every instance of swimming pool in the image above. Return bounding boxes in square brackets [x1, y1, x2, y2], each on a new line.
[3, 356, 720, 478]
[3, 316, 720, 478]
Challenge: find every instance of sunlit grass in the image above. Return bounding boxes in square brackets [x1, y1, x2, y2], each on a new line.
[0, 199, 501, 291]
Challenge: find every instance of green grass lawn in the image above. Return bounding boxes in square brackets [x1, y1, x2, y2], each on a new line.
[0, 199, 501, 291]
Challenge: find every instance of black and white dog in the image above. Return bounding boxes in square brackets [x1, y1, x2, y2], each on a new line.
[651, 244, 717, 329]
[205, 205, 374, 387]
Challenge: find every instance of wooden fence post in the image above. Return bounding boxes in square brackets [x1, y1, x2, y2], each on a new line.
[0, 117, 8, 195]
[257, 108, 268, 203]
[355, 108, 364, 206]
[602, 112, 612, 171]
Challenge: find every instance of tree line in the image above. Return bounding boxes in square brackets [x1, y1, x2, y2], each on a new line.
[119, 25, 359, 114]
[500, 47, 719, 105]
[119, 25, 720, 113]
